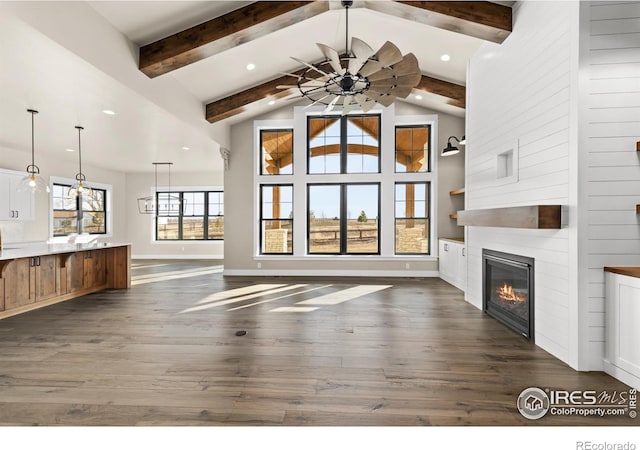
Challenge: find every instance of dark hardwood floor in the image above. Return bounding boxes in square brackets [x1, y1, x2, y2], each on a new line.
[0, 260, 634, 426]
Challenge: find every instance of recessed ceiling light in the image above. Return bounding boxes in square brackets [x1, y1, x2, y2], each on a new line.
[440, 54, 451, 62]
[65, 148, 75, 152]
[268, 100, 276, 106]
[182, 146, 190, 150]
[246, 63, 256, 71]
[415, 94, 423, 100]
[102, 109, 116, 115]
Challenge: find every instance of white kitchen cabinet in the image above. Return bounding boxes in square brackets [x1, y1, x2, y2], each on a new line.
[0, 169, 35, 221]
[439, 238, 466, 292]
[604, 270, 640, 390]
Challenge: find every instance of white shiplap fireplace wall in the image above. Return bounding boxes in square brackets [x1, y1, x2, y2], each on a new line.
[466, 1, 640, 372]
[466, 1, 580, 368]
[583, 2, 640, 370]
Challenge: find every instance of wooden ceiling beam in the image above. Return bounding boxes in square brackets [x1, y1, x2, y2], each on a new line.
[415, 75, 466, 109]
[139, 1, 330, 78]
[206, 73, 466, 123]
[366, 1, 512, 44]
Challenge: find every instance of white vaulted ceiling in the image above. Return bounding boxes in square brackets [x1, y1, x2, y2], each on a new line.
[0, 1, 492, 174]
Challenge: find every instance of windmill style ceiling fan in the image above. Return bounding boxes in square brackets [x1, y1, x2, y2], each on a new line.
[278, 0, 422, 114]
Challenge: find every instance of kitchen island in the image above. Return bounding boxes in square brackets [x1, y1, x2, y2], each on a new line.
[0, 242, 130, 319]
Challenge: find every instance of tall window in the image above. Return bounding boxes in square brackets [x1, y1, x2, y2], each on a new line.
[395, 182, 430, 254]
[52, 183, 107, 236]
[156, 191, 224, 241]
[308, 183, 379, 255]
[395, 124, 431, 172]
[260, 185, 293, 254]
[261, 129, 293, 175]
[308, 115, 380, 174]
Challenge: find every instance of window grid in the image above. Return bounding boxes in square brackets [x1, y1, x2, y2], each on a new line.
[260, 184, 293, 255]
[308, 183, 380, 256]
[52, 183, 107, 236]
[156, 191, 224, 241]
[394, 182, 430, 255]
[395, 124, 431, 173]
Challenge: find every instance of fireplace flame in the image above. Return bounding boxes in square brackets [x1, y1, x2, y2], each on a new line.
[496, 283, 526, 302]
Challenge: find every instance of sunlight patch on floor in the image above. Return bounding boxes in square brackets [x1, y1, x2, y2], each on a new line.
[131, 266, 224, 286]
[181, 284, 309, 313]
[269, 306, 320, 313]
[195, 284, 287, 305]
[131, 263, 170, 269]
[227, 285, 332, 311]
[295, 285, 392, 306]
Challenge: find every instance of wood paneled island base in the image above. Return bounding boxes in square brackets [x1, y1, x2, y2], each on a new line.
[0, 243, 130, 320]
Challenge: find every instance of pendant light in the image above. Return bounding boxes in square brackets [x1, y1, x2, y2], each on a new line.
[68, 125, 93, 198]
[19, 109, 50, 193]
[137, 162, 181, 214]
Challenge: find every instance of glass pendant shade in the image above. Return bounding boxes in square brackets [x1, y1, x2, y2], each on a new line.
[19, 109, 50, 194]
[68, 126, 92, 198]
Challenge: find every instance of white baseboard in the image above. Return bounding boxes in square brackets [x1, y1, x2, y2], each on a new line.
[223, 269, 439, 277]
[132, 254, 224, 260]
[603, 359, 640, 390]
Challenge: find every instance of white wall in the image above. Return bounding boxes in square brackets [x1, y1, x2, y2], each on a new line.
[125, 170, 224, 259]
[582, 1, 640, 370]
[224, 100, 464, 276]
[0, 145, 127, 243]
[466, 1, 580, 367]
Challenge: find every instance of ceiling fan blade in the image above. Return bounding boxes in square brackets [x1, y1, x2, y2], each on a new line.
[375, 41, 403, 67]
[389, 85, 413, 98]
[324, 95, 341, 113]
[367, 68, 394, 82]
[317, 43, 345, 75]
[341, 95, 355, 115]
[305, 93, 333, 108]
[276, 85, 300, 90]
[389, 53, 420, 77]
[369, 81, 396, 94]
[348, 37, 375, 75]
[354, 93, 374, 113]
[291, 57, 332, 78]
[394, 73, 422, 87]
[359, 60, 384, 77]
[377, 94, 396, 107]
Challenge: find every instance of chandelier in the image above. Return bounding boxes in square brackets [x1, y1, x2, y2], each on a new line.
[137, 162, 182, 214]
[279, 0, 421, 114]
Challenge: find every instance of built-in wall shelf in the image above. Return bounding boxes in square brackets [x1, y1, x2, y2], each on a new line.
[449, 188, 465, 196]
[636, 141, 640, 152]
[457, 205, 563, 229]
[449, 213, 458, 219]
[636, 204, 640, 214]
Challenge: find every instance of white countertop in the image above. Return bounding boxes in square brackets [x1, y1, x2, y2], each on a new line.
[0, 242, 130, 261]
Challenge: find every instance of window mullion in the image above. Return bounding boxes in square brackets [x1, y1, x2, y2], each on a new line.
[204, 192, 209, 240]
[340, 116, 347, 174]
[340, 184, 347, 255]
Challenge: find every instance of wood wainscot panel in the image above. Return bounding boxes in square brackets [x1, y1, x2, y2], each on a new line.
[456, 205, 563, 229]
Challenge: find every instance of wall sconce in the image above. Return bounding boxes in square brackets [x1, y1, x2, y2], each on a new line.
[442, 135, 465, 156]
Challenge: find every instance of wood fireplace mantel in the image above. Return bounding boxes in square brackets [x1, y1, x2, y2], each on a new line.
[456, 205, 563, 229]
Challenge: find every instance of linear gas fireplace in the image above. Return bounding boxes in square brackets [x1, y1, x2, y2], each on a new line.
[483, 249, 534, 341]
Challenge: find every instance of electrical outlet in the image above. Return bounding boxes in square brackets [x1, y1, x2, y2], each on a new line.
[405, 263, 410, 269]
[257, 262, 262, 269]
